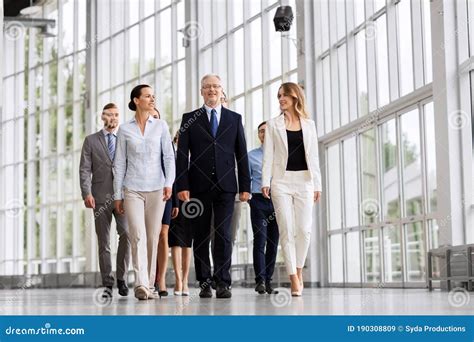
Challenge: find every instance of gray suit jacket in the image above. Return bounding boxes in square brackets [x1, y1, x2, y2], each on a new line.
[79, 130, 115, 204]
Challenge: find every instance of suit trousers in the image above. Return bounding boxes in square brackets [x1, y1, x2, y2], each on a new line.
[192, 189, 236, 287]
[124, 189, 165, 289]
[249, 194, 279, 284]
[93, 201, 130, 287]
[270, 170, 314, 276]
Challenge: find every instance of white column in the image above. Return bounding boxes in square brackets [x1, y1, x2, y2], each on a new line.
[0, 0, 4, 275]
[185, 0, 199, 110]
[455, 0, 474, 244]
[84, 0, 97, 272]
[430, 0, 466, 245]
[297, 0, 323, 286]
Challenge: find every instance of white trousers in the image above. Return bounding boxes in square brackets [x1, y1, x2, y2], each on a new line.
[271, 170, 314, 276]
[124, 189, 165, 289]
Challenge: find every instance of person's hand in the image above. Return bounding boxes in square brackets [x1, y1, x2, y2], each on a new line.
[239, 192, 250, 202]
[262, 187, 271, 199]
[171, 207, 179, 219]
[178, 190, 190, 202]
[314, 191, 322, 202]
[114, 200, 125, 215]
[163, 187, 172, 201]
[84, 194, 96, 209]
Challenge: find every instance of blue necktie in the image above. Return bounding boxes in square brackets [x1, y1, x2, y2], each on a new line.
[107, 133, 116, 161]
[210, 109, 218, 138]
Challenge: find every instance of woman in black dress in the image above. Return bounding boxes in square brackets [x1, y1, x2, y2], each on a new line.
[168, 131, 193, 296]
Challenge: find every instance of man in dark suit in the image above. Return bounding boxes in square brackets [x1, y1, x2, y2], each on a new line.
[79, 103, 130, 298]
[176, 74, 251, 298]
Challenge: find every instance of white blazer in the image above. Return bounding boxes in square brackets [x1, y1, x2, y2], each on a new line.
[261, 114, 322, 192]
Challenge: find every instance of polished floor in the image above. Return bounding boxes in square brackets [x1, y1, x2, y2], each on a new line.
[0, 287, 472, 315]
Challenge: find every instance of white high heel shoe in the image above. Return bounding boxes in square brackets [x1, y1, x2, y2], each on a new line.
[291, 289, 302, 297]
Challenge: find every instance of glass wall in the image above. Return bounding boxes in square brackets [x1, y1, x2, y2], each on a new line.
[96, 0, 186, 131]
[325, 100, 437, 286]
[315, 0, 432, 136]
[1, 0, 87, 275]
[317, 0, 437, 286]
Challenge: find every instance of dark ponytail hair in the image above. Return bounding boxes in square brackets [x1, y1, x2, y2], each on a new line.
[128, 84, 151, 111]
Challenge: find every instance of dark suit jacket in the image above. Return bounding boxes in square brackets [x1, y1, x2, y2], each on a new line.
[79, 130, 115, 204]
[176, 106, 251, 194]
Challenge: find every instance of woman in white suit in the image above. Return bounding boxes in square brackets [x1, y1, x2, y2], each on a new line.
[261, 82, 322, 296]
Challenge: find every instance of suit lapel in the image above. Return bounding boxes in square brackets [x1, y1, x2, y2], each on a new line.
[301, 118, 311, 154]
[216, 107, 231, 138]
[97, 131, 112, 162]
[197, 107, 212, 136]
[275, 114, 288, 152]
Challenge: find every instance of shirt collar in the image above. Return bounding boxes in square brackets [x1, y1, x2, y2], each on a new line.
[130, 115, 154, 124]
[203, 104, 222, 115]
[102, 128, 117, 137]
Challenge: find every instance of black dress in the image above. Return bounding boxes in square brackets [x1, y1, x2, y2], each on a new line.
[168, 202, 193, 248]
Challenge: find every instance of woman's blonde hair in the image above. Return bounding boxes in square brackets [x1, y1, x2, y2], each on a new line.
[278, 82, 309, 119]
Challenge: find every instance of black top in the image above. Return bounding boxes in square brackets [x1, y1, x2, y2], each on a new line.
[286, 129, 308, 171]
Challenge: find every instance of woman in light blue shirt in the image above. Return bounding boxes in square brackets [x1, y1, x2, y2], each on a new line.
[113, 84, 175, 300]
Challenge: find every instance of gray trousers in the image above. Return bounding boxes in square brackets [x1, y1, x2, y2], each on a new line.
[93, 201, 130, 287]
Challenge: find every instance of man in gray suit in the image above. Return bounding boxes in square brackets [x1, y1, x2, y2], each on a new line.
[79, 103, 130, 298]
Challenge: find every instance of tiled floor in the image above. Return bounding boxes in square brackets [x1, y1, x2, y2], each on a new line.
[0, 287, 472, 315]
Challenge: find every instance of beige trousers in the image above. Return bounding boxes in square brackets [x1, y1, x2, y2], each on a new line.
[124, 189, 165, 289]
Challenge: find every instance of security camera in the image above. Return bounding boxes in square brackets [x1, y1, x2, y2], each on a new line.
[273, 6, 293, 32]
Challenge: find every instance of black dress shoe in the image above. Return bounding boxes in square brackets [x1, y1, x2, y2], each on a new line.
[199, 286, 212, 298]
[102, 286, 113, 298]
[117, 280, 129, 297]
[265, 283, 279, 295]
[216, 283, 232, 299]
[255, 282, 266, 294]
